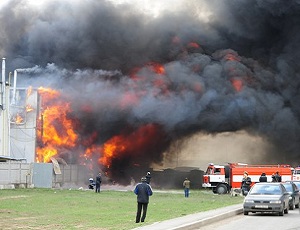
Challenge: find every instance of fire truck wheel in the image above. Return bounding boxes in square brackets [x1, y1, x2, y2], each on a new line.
[216, 184, 228, 194]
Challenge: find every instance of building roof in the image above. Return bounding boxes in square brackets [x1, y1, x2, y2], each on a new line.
[0, 156, 26, 162]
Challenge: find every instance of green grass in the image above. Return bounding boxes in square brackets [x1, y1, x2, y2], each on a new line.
[0, 188, 243, 230]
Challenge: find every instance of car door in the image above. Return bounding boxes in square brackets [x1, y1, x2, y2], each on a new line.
[281, 185, 290, 210]
[293, 183, 300, 205]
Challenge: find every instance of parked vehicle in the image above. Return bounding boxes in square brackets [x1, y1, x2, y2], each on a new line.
[243, 182, 290, 216]
[290, 180, 300, 190]
[202, 162, 293, 194]
[292, 167, 300, 180]
[282, 181, 300, 209]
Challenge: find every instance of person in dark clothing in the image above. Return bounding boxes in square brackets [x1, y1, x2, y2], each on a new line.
[88, 178, 95, 189]
[145, 171, 151, 184]
[241, 171, 252, 196]
[95, 172, 102, 193]
[134, 177, 153, 223]
[272, 171, 282, 182]
[259, 172, 267, 182]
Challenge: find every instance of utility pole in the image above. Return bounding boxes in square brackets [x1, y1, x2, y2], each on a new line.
[0, 57, 10, 157]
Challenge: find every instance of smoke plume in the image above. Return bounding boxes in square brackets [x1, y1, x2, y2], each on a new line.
[1, 0, 300, 183]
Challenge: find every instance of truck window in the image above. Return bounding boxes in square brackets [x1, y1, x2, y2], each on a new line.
[214, 168, 221, 174]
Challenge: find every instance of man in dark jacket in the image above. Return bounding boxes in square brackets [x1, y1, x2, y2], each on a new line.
[241, 171, 251, 196]
[259, 172, 267, 182]
[134, 177, 153, 223]
[95, 172, 102, 193]
[272, 171, 282, 182]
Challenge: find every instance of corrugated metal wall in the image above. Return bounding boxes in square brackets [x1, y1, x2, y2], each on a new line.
[32, 163, 52, 188]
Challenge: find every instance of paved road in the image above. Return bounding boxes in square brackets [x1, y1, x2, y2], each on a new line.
[200, 209, 300, 230]
[132, 203, 243, 230]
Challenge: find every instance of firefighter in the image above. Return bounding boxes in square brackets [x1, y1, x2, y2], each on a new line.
[145, 171, 151, 184]
[207, 163, 215, 175]
[88, 178, 95, 189]
[259, 172, 267, 182]
[241, 171, 251, 196]
[272, 171, 282, 182]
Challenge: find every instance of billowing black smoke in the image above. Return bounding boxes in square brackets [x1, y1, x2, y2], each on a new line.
[1, 0, 300, 183]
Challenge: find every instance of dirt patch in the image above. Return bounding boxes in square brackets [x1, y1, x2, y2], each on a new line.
[0, 209, 12, 213]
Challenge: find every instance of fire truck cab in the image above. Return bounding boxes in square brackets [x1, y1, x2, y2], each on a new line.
[202, 163, 293, 194]
[292, 167, 300, 180]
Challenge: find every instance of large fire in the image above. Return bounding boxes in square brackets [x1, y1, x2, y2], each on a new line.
[35, 84, 167, 178]
[34, 42, 247, 180]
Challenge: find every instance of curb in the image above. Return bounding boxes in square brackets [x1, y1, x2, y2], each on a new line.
[132, 204, 243, 230]
[172, 207, 243, 230]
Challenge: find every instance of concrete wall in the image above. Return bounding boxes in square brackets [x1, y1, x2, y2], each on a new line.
[0, 161, 32, 188]
[0, 162, 204, 189]
[0, 162, 91, 189]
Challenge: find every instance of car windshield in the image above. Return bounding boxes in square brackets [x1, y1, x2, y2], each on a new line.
[282, 183, 293, 192]
[293, 182, 300, 189]
[250, 185, 282, 195]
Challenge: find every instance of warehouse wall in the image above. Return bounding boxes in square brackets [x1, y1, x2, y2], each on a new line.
[0, 162, 91, 189]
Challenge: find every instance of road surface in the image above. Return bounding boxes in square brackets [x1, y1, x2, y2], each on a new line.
[200, 209, 300, 230]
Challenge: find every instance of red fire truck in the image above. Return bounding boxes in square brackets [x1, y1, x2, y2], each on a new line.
[202, 163, 293, 194]
[292, 166, 300, 181]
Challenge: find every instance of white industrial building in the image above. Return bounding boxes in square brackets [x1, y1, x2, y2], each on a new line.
[0, 58, 88, 189]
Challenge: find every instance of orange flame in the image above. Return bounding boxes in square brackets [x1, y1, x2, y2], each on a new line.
[36, 87, 78, 163]
[148, 62, 165, 75]
[231, 78, 243, 92]
[225, 53, 241, 62]
[26, 104, 34, 112]
[27, 86, 33, 97]
[99, 124, 162, 168]
[15, 114, 24, 124]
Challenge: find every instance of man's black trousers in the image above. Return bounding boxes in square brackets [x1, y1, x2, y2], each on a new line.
[136, 202, 148, 223]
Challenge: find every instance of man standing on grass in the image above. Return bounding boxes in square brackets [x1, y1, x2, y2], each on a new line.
[134, 177, 153, 223]
[95, 172, 102, 193]
[183, 178, 191, 198]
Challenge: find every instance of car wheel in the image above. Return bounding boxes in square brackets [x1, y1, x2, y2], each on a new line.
[243, 211, 248, 215]
[279, 209, 284, 216]
[284, 205, 289, 214]
[290, 199, 295, 210]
